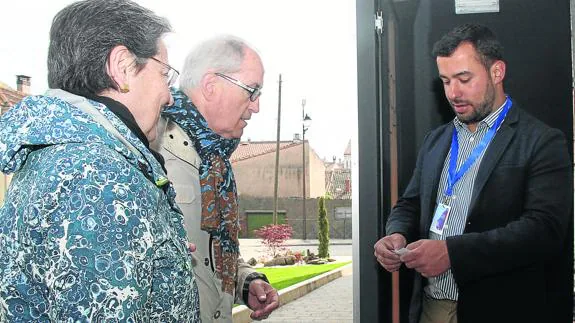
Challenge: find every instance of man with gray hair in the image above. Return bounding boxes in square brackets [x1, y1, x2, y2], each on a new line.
[153, 35, 279, 322]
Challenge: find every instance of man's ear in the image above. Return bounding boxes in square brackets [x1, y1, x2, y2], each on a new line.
[200, 72, 219, 102]
[106, 45, 133, 92]
[490, 60, 506, 84]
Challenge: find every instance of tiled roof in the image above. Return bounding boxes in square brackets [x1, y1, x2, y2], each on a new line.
[0, 82, 26, 114]
[326, 168, 351, 199]
[231, 140, 302, 163]
[324, 161, 344, 172]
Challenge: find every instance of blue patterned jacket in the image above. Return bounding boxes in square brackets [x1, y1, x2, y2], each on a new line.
[0, 90, 200, 322]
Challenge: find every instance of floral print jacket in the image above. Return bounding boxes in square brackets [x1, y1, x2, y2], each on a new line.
[0, 90, 200, 322]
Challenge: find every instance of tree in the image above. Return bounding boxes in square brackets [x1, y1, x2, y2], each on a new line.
[254, 224, 293, 258]
[317, 197, 329, 258]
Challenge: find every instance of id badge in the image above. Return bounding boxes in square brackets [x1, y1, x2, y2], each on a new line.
[430, 203, 451, 235]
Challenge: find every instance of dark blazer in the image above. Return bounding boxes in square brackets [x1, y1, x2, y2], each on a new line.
[386, 102, 573, 323]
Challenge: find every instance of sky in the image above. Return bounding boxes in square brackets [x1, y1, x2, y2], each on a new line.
[0, 0, 358, 162]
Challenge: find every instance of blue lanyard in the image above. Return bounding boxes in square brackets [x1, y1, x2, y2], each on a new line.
[446, 97, 512, 197]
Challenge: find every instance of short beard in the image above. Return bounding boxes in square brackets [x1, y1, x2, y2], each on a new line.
[452, 81, 496, 125]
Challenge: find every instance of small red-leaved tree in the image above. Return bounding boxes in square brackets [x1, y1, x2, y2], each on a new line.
[254, 224, 293, 258]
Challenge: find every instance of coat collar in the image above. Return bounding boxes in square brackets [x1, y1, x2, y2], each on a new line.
[426, 101, 520, 224]
[422, 101, 519, 226]
[467, 101, 519, 217]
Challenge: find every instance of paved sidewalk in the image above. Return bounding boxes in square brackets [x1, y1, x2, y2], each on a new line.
[263, 273, 353, 323]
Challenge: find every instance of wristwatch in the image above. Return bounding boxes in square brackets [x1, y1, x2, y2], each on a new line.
[242, 272, 270, 305]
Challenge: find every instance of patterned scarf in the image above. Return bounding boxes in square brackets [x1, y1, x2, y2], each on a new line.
[163, 88, 240, 295]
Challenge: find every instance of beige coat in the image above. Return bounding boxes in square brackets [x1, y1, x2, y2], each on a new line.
[153, 119, 254, 322]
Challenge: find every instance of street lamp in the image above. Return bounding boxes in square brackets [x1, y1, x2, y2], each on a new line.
[302, 99, 312, 240]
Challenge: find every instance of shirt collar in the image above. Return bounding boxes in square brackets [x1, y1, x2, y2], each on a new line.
[453, 99, 507, 131]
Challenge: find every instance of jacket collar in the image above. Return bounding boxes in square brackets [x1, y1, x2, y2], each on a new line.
[467, 100, 519, 215]
[425, 100, 520, 226]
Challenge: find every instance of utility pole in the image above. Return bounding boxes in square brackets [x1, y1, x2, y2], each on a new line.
[301, 99, 308, 240]
[272, 74, 282, 225]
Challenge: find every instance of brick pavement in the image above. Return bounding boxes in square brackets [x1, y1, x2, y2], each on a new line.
[263, 273, 353, 323]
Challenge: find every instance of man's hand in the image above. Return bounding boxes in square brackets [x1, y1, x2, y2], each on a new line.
[401, 239, 450, 277]
[248, 279, 279, 320]
[374, 233, 406, 272]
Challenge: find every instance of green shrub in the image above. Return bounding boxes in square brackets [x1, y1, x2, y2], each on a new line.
[317, 197, 329, 258]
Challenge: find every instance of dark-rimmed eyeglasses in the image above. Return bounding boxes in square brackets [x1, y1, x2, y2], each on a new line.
[215, 72, 262, 102]
[149, 57, 180, 87]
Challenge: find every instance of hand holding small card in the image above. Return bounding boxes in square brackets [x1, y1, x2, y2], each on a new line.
[393, 247, 410, 256]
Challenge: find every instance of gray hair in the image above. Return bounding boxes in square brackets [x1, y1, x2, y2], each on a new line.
[179, 35, 255, 91]
[47, 0, 171, 95]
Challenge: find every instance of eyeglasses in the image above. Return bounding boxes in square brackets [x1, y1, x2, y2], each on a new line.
[215, 72, 262, 102]
[149, 57, 180, 87]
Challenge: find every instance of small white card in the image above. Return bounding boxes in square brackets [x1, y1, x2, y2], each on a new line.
[393, 248, 410, 256]
[430, 203, 451, 235]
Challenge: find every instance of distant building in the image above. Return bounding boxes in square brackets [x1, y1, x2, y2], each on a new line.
[343, 139, 351, 169]
[326, 168, 351, 199]
[0, 75, 31, 204]
[325, 139, 352, 199]
[324, 155, 344, 172]
[231, 138, 326, 198]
